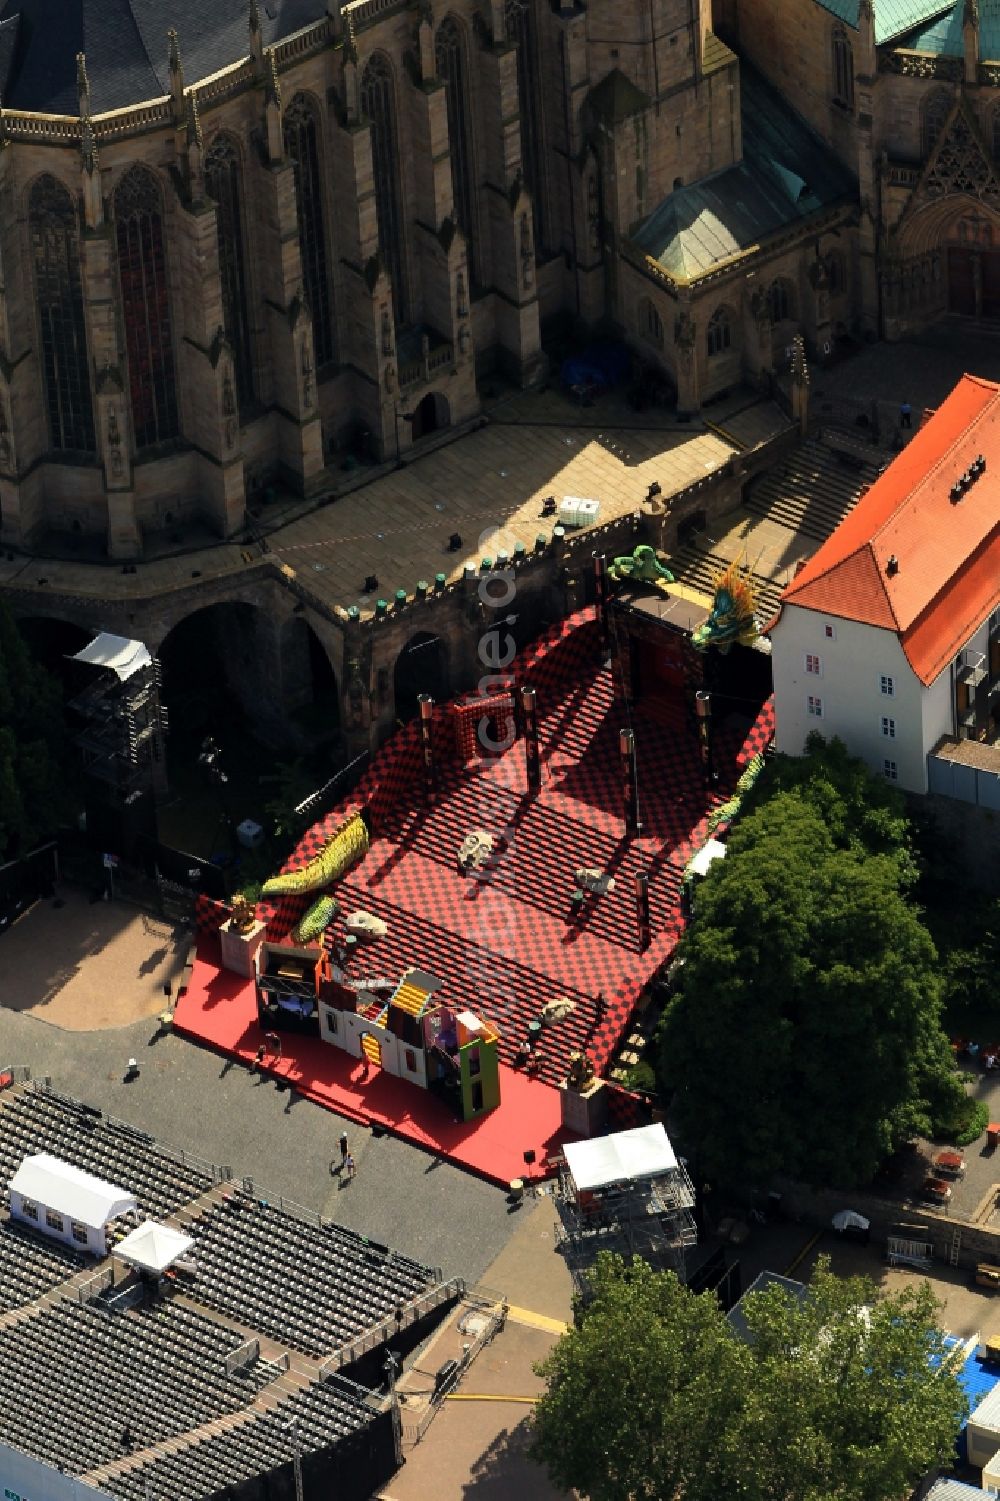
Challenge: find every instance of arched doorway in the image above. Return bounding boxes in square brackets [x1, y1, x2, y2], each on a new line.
[394, 632, 448, 723]
[410, 391, 450, 442]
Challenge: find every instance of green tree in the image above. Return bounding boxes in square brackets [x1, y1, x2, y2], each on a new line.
[0, 603, 69, 858]
[530, 1253, 748, 1501]
[659, 791, 962, 1188]
[531, 1254, 966, 1501]
[743, 732, 916, 882]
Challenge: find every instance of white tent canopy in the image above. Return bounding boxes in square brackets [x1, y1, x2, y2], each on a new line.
[832, 1210, 870, 1232]
[564, 1124, 678, 1192]
[70, 632, 151, 682]
[688, 839, 728, 878]
[9, 1154, 136, 1229]
[114, 1220, 195, 1274]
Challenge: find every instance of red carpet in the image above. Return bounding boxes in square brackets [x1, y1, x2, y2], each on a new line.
[174, 940, 574, 1186]
[179, 612, 773, 1185]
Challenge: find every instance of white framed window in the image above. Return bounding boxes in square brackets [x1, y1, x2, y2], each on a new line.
[70, 1222, 88, 1245]
[805, 653, 822, 676]
[824, 622, 836, 640]
[807, 695, 824, 717]
[45, 1210, 64, 1232]
[879, 674, 895, 696]
[883, 759, 898, 781]
[21, 1199, 37, 1222]
[880, 716, 896, 738]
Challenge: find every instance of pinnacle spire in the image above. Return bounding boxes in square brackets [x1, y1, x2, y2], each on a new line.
[76, 52, 90, 117]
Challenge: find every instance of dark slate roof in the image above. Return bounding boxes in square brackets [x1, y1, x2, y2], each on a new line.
[631, 65, 857, 282]
[0, 0, 323, 114]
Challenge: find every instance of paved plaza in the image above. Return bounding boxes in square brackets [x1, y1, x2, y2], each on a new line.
[0, 386, 785, 623]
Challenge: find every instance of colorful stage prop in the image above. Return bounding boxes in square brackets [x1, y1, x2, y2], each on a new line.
[219, 909, 267, 978]
[692, 558, 758, 653]
[608, 544, 674, 587]
[560, 1051, 607, 1136]
[261, 812, 370, 897]
[254, 948, 502, 1122]
[293, 895, 340, 945]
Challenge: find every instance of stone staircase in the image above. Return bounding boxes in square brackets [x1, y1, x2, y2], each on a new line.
[668, 546, 785, 626]
[744, 436, 883, 542]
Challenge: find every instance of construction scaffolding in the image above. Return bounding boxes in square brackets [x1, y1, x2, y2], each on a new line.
[69, 633, 167, 800]
[553, 1124, 698, 1296]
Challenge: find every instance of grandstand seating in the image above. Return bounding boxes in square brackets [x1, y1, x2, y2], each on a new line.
[0, 1297, 272, 1474]
[105, 1378, 378, 1501]
[0, 1085, 212, 1219]
[187, 1192, 437, 1357]
[0, 1216, 86, 1312]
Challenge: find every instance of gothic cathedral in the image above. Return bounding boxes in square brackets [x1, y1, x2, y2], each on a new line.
[0, 0, 986, 556]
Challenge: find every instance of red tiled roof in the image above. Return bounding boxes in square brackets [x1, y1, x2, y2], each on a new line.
[780, 375, 1000, 684]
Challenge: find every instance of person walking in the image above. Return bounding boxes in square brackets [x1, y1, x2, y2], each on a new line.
[339, 1132, 349, 1168]
[899, 400, 912, 429]
[345, 1151, 356, 1182]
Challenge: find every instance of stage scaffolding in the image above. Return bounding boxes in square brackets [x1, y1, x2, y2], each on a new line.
[552, 1125, 698, 1296]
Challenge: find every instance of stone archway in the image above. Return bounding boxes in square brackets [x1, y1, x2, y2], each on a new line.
[394, 632, 449, 723]
[410, 391, 450, 442]
[888, 196, 1000, 333]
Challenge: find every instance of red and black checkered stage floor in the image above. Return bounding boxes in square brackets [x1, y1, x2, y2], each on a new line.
[176, 611, 773, 1185]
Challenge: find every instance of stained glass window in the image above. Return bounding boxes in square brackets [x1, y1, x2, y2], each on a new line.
[361, 55, 408, 325]
[283, 95, 335, 367]
[205, 138, 255, 409]
[436, 18, 476, 270]
[504, 0, 546, 249]
[114, 166, 178, 448]
[30, 175, 95, 453]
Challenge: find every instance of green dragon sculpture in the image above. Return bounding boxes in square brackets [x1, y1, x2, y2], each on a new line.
[608, 544, 675, 587]
[692, 558, 759, 653]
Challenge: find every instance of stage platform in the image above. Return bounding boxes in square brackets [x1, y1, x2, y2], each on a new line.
[176, 611, 773, 1186]
[174, 942, 572, 1185]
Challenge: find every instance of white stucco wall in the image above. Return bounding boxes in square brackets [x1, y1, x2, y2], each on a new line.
[771, 606, 933, 792]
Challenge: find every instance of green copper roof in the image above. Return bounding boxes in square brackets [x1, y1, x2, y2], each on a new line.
[903, 1, 1000, 59]
[631, 65, 856, 283]
[813, 0, 953, 44]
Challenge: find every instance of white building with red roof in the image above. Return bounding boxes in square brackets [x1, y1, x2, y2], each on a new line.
[771, 374, 1000, 796]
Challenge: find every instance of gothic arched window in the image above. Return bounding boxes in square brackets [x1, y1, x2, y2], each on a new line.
[922, 87, 952, 159]
[768, 279, 794, 323]
[29, 175, 95, 453]
[505, 0, 546, 249]
[436, 17, 477, 272]
[991, 105, 1000, 159]
[205, 138, 254, 410]
[707, 305, 733, 357]
[826, 251, 846, 294]
[361, 54, 408, 326]
[283, 94, 334, 367]
[832, 28, 854, 109]
[114, 166, 178, 449]
[640, 298, 663, 349]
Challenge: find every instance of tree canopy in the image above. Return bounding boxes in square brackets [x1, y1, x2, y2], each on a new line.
[531, 1253, 967, 1501]
[658, 776, 963, 1189]
[0, 602, 70, 859]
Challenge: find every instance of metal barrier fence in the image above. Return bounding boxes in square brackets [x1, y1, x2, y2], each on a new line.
[318, 1276, 466, 1376]
[401, 1294, 506, 1447]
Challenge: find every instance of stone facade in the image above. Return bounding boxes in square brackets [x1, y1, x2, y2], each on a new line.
[719, 0, 1000, 343]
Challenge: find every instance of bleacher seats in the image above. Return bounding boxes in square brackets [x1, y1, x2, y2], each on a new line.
[0, 1085, 212, 1219]
[104, 1377, 377, 1501]
[0, 1217, 85, 1312]
[187, 1192, 437, 1357]
[0, 1297, 271, 1474]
